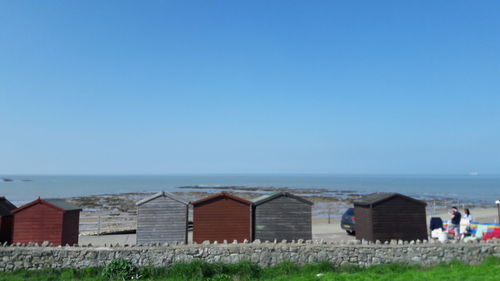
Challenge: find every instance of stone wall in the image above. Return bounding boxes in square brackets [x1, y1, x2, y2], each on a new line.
[0, 239, 499, 271]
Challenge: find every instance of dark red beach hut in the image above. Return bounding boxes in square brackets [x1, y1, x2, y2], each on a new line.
[354, 193, 427, 242]
[12, 198, 81, 245]
[0, 197, 17, 244]
[192, 192, 253, 243]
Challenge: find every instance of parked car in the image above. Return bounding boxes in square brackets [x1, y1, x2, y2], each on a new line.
[341, 208, 356, 235]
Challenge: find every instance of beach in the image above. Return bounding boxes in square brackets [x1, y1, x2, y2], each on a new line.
[72, 186, 499, 246]
[79, 207, 500, 246]
[69, 185, 479, 235]
[1, 175, 498, 245]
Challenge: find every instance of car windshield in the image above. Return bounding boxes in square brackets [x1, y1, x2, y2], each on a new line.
[344, 208, 354, 216]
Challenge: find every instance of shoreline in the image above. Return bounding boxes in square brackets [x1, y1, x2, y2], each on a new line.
[62, 186, 497, 236]
[1, 174, 497, 206]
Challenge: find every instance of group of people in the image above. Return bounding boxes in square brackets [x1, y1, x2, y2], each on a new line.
[448, 206, 473, 240]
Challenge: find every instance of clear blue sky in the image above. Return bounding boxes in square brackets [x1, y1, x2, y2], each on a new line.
[1, 1, 499, 175]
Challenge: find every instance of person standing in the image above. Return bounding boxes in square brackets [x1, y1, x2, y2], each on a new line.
[463, 208, 474, 236]
[449, 206, 462, 240]
[464, 208, 473, 221]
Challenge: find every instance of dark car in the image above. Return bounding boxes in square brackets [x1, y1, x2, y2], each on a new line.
[340, 208, 356, 235]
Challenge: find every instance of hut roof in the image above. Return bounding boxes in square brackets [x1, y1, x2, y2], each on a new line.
[44, 199, 81, 211]
[191, 192, 253, 206]
[252, 192, 313, 206]
[354, 192, 427, 207]
[136, 191, 189, 206]
[0, 197, 16, 216]
[12, 198, 81, 214]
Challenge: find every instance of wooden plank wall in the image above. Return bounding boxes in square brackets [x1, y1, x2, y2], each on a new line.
[137, 196, 188, 244]
[254, 196, 312, 241]
[371, 197, 427, 242]
[62, 210, 80, 246]
[354, 206, 373, 241]
[12, 204, 64, 245]
[193, 197, 251, 243]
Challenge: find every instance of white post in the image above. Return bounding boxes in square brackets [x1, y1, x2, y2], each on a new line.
[97, 215, 101, 236]
[496, 200, 500, 225]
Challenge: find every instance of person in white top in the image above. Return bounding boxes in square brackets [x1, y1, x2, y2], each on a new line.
[462, 208, 474, 238]
[464, 208, 473, 221]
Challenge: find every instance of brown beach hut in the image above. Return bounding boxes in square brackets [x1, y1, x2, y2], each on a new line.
[136, 192, 189, 245]
[192, 192, 253, 243]
[252, 192, 313, 241]
[12, 198, 81, 245]
[0, 197, 17, 244]
[354, 192, 427, 242]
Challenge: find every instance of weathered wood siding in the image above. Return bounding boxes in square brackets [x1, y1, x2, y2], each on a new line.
[137, 196, 188, 244]
[354, 206, 373, 241]
[355, 196, 427, 242]
[254, 196, 312, 241]
[12, 204, 64, 245]
[62, 210, 80, 246]
[193, 197, 251, 243]
[371, 197, 427, 242]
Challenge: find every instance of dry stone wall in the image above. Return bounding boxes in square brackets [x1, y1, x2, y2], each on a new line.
[0, 239, 499, 271]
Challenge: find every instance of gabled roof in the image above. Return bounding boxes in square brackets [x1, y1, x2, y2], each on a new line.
[12, 198, 81, 214]
[0, 197, 16, 216]
[191, 192, 253, 206]
[252, 192, 314, 206]
[136, 191, 189, 206]
[44, 199, 81, 211]
[354, 192, 427, 207]
[251, 192, 280, 203]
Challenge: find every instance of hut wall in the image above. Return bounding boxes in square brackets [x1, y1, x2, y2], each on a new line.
[0, 216, 14, 244]
[371, 197, 427, 242]
[254, 196, 312, 241]
[193, 197, 251, 243]
[61, 211, 80, 245]
[137, 196, 188, 244]
[12, 204, 63, 245]
[354, 206, 373, 241]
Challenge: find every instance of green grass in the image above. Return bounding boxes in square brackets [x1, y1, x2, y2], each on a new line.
[0, 257, 498, 281]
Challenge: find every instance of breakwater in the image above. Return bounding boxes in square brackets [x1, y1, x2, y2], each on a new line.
[0, 239, 499, 271]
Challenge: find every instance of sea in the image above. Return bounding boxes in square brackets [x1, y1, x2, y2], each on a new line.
[0, 174, 499, 207]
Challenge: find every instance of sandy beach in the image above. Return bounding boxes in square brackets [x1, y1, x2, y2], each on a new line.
[79, 207, 499, 246]
[73, 187, 499, 246]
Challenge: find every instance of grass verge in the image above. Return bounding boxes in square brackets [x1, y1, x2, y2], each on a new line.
[0, 256, 498, 281]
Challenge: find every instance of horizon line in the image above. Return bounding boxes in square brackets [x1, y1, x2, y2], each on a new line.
[1, 173, 499, 177]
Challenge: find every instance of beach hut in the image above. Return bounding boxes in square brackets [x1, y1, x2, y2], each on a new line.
[136, 192, 189, 245]
[192, 192, 253, 243]
[354, 193, 427, 242]
[12, 198, 81, 245]
[0, 197, 16, 244]
[252, 192, 313, 241]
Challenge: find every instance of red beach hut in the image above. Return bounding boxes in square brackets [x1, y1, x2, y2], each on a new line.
[0, 197, 17, 244]
[12, 198, 81, 245]
[192, 192, 253, 243]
